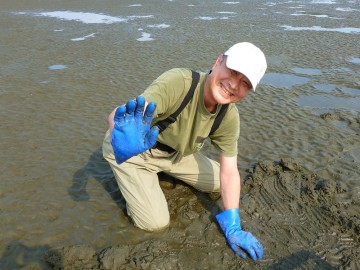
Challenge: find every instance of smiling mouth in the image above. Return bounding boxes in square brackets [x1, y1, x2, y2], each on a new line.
[221, 83, 234, 97]
[224, 88, 233, 96]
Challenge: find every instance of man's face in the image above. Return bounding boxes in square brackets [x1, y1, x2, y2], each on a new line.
[208, 54, 253, 105]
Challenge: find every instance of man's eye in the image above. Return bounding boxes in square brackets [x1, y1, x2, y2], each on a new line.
[243, 81, 251, 88]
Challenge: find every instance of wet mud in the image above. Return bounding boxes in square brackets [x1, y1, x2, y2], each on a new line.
[43, 159, 359, 270]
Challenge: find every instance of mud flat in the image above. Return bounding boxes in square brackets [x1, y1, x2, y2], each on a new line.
[44, 159, 359, 270]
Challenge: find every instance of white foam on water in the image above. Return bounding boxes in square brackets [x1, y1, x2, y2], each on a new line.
[38, 11, 127, 24]
[290, 13, 305, 16]
[137, 32, 154, 41]
[217, 11, 236, 14]
[71, 33, 97, 41]
[48, 64, 67, 70]
[127, 15, 154, 19]
[195, 16, 217, 20]
[147, 24, 170, 29]
[129, 4, 142, 7]
[312, 14, 329, 18]
[15, 11, 154, 24]
[281, 25, 360, 34]
[223, 2, 239, 4]
[311, 0, 336, 4]
[290, 11, 342, 19]
[264, 2, 277, 6]
[336, 7, 358, 12]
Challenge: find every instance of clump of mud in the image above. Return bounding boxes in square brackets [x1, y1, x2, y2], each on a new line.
[44, 159, 359, 270]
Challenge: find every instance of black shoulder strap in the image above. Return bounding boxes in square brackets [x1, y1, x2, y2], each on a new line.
[209, 104, 229, 136]
[154, 70, 229, 136]
[155, 70, 200, 133]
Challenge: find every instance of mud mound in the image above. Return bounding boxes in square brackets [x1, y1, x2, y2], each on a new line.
[242, 158, 359, 269]
[44, 159, 359, 269]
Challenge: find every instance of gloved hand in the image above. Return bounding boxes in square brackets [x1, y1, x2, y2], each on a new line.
[111, 96, 159, 164]
[216, 208, 263, 261]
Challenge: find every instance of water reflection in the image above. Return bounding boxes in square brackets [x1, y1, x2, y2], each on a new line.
[292, 67, 322, 76]
[261, 73, 311, 88]
[314, 84, 337, 92]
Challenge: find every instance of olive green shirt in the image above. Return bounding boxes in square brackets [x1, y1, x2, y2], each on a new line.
[142, 68, 240, 158]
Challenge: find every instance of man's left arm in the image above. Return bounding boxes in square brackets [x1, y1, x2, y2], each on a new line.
[216, 154, 264, 261]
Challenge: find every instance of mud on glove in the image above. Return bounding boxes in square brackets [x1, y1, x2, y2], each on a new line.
[111, 96, 159, 164]
[216, 208, 263, 261]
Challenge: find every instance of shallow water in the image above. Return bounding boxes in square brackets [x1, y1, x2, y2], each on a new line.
[0, 0, 359, 268]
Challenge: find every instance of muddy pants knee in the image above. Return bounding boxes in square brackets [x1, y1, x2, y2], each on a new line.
[102, 130, 220, 231]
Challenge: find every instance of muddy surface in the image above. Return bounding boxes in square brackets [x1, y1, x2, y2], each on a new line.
[1, 0, 359, 269]
[43, 159, 359, 270]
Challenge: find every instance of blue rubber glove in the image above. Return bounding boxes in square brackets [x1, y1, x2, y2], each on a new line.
[216, 208, 263, 261]
[111, 96, 159, 164]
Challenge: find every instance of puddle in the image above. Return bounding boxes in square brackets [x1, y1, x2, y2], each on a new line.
[339, 87, 360, 95]
[349, 57, 360, 64]
[293, 67, 322, 76]
[261, 73, 311, 88]
[314, 84, 337, 92]
[297, 94, 360, 110]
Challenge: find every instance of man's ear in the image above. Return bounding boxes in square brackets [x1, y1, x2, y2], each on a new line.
[212, 53, 224, 69]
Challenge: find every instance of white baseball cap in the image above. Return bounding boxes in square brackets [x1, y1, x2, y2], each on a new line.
[224, 42, 267, 91]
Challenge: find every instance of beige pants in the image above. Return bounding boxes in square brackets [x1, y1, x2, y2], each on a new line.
[102, 130, 220, 231]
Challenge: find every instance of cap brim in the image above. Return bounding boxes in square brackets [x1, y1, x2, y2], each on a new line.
[225, 58, 257, 91]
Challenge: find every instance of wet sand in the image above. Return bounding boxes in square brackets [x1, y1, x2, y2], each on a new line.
[43, 157, 359, 269]
[1, 0, 359, 269]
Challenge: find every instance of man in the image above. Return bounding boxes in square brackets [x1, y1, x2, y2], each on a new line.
[102, 42, 267, 261]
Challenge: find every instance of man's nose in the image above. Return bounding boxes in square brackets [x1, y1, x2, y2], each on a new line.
[229, 79, 241, 93]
